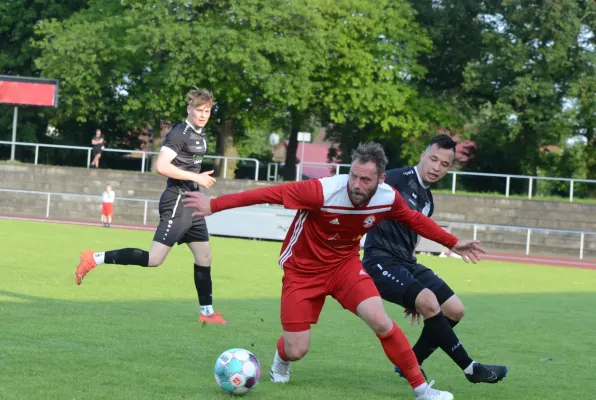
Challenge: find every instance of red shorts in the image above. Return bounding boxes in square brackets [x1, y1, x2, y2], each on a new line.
[280, 257, 380, 332]
[102, 203, 114, 216]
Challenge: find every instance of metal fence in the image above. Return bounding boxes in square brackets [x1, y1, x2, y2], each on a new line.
[0, 141, 261, 180]
[0, 187, 594, 260]
[447, 171, 596, 202]
[3, 140, 596, 201]
[265, 161, 596, 202]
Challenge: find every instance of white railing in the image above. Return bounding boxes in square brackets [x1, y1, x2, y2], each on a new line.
[264, 160, 596, 202]
[444, 221, 596, 260]
[447, 171, 596, 202]
[0, 141, 261, 180]
[0, 188, 158, 226]
[295, 161, 350, 181]
[0, 187, 594, 260]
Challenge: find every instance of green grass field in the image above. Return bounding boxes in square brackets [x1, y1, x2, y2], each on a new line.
[1, 220, 596, 399]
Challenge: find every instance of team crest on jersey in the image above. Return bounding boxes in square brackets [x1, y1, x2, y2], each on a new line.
[363, 215, 375, 227]
[422, 202, 431, 216]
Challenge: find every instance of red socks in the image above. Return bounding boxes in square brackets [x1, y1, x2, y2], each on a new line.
[277, 336, 290, 361]
[377, 322, 426, 389]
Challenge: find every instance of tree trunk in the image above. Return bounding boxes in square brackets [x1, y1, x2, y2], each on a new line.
[283, 109, 302, 181]
[215, 119, 238, 179]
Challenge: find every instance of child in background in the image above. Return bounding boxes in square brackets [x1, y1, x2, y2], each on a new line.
[101, 185, 115, 227]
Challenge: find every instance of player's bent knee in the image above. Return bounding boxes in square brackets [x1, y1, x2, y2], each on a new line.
[445, 304, 465, 321]
[147, 253, 167, 267]
[415, 289, 441, 318]
[356, 297, 393, 335]
[284, 334, 310, 361]
[368, 314, 393, 336]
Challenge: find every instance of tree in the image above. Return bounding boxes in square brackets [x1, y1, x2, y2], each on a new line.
[463, 0, 595, 183]
[34, 0, 331, 177]
[0, 0, 88, 149]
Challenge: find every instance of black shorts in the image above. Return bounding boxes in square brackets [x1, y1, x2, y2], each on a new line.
[153, 190, 209, 246]
[363, 259, 455, 311]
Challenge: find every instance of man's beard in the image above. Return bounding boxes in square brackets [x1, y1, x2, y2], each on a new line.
[349, 185, 378, 206]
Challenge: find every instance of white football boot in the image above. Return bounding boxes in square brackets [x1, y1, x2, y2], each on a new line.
[269, 350, 291, 383]
[414, 380, 454, 400]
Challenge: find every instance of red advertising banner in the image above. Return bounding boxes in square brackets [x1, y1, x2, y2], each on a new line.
[0, 75, 59, 108]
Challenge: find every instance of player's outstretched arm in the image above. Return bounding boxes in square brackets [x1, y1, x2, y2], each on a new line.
[155, 148, 215, 189]
[388, 190, 485, 263]
[183, 179, 324, 217]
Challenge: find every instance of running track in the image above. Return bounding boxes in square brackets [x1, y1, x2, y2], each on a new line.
[2, 214, 595, 270]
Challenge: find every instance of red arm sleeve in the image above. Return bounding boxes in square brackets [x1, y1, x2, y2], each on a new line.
[210, 179, 324, 213]
[388, 190, 459, 249]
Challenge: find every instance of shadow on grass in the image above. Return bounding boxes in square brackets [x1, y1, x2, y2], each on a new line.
[1, 290, 596, 400]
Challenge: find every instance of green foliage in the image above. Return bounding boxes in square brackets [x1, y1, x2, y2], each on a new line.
[463, 0, 595, 178]
[0, 0, 89, 145]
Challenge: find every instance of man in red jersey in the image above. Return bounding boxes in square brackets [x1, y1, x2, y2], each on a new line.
[184, 142, 484, 400]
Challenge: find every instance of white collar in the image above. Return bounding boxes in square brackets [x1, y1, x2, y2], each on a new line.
[185, 119, 203, 134]
[414, 166, 430, 189]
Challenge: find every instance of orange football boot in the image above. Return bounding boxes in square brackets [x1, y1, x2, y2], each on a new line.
[200, 311, 228, 325]
[75, 250, 97, 285]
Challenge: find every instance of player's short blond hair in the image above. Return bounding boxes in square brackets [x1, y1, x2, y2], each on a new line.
[187, 88, 214, 109]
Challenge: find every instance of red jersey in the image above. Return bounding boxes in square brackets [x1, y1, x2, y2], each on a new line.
[211, 175, 458, 273]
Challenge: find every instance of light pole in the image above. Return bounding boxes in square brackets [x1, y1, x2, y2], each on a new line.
[296, 131, 311, 181]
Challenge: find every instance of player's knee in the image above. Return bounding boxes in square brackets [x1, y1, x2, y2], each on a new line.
[415, 289, 441, 318]
[369, 315, 394, 336]
[195, 252, 212, 266]
[362, 308, 393, 335]
[285, 338, 309, 360]
[445, 304, 465, 321]
[148, 252, 166, 267]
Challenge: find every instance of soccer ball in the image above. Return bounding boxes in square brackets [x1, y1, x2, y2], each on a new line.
[214, 348, 261, 395]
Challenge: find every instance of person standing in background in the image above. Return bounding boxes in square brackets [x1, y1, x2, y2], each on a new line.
[91, 129, 104, 168]
[101, 184, 115, 227]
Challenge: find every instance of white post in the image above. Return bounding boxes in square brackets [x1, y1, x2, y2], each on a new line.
[87, 149, 92, 168]
[336, 164, 340, 175]
[141, 152, 146, 173]
[34, 145, 39, 165]
[300, 139, 306, 180]
[579, 232, 585, 260]
[570, 180, 574, 202]
[10, 106, 18, 161]
[473, 225, 477, 240]
[526, 229, 531, 255]
[505, 176, 510, 197]
[254, 160, 259, 181]
[528, 177, 533, 199]
[223, 158, 228, 179]
[46, 193, 51, 218]
[143, 200, 148, 225]
[451, 172, 457, 194]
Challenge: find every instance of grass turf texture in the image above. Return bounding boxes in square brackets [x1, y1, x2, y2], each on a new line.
[1, 219, 595, 399]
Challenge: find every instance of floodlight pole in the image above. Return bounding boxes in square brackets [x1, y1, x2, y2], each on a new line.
[299, 139, 306, 179]
[10, 106, 18, 161]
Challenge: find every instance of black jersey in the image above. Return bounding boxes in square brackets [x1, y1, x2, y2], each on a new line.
[161, 120, 207, 193]
[362, 166, 434, 266]
[92, 134, 104, 153]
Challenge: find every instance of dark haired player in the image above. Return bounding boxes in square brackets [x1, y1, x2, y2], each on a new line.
[363, 135, 508, 383]
[184, 141, 487, 400]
